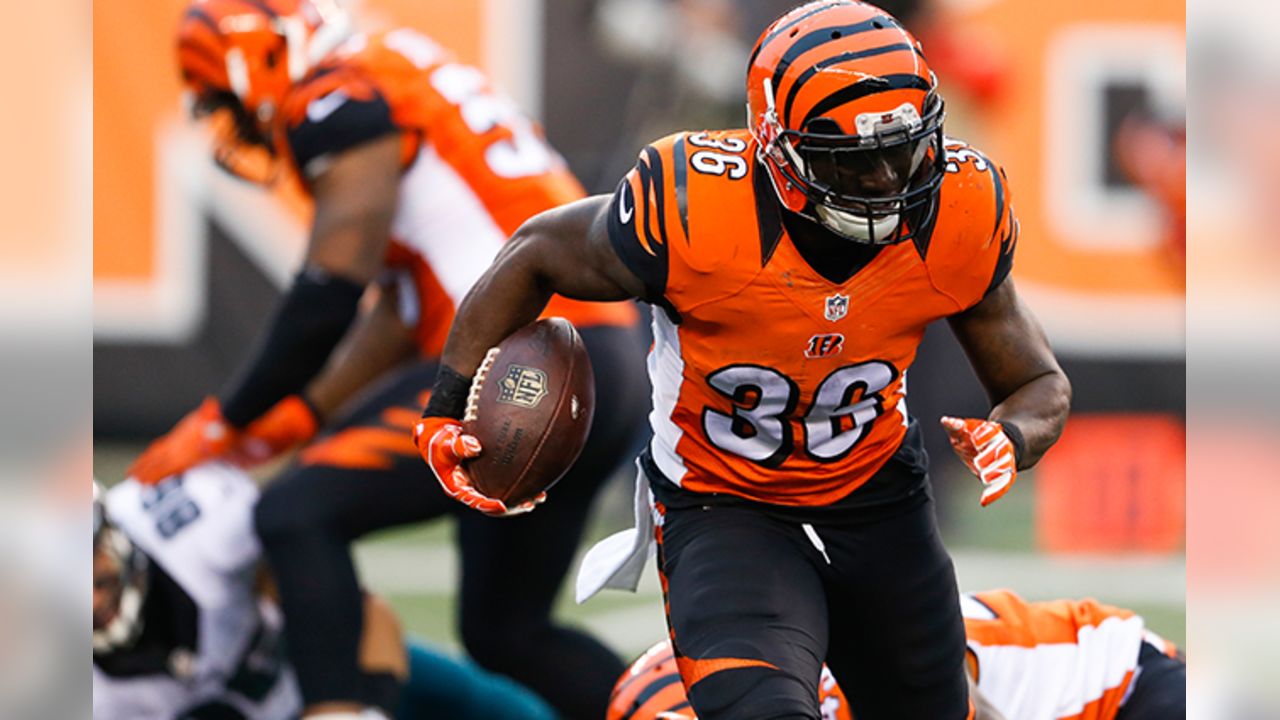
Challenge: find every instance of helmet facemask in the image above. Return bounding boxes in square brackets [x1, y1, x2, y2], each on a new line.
[93, 484, 149, 653]
[758, 78, 946, 245]
[190, 90, 281, 184]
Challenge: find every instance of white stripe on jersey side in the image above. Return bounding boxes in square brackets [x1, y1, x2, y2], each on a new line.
[969, 613, 1146, 720]
[648, 310, 688, 485]
[389, 144, 508, 305]
[897, 370, 909, 428]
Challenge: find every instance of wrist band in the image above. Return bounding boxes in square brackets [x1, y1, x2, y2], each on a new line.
[423, 365, 472, 420]
[999, 420, 1026, 469]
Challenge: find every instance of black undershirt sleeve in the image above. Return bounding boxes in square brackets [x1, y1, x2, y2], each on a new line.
[219, 267, 365, 428]
[287, 85, 398, 180]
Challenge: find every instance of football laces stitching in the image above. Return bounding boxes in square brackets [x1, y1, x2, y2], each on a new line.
[464, 347, 501, 423]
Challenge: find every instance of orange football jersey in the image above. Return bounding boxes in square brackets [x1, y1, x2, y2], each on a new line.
[276, 28, 635, 355]
[608, 130, 1016, 506]
[962, 590, 1179, 720]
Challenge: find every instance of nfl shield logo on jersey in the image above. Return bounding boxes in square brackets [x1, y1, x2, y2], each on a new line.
[825, 293, 849, 322]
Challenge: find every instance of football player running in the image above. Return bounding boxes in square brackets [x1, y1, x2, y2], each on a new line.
[415, 2, 1070, 718]
[129, 2, 648, 717]
[608, 591, 1186, 720]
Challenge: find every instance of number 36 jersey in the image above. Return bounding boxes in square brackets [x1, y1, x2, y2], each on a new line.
[608, 129, 1017, 506]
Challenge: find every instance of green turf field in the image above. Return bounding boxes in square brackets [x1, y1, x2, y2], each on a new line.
[94, 442, 1186, 664]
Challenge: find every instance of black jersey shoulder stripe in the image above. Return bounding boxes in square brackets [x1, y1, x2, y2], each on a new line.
[672, 134, 691, 242]
[781, 43, 924, 127]
[769, 15, 898, 102]
[989, 162, 1006, 243]
[984, 219, 1017, 297]
[801, 73, 931, 128]
[639, 145, 669, 249]
[752, 160, 784, 266]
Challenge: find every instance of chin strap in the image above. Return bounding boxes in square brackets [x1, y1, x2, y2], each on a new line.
[814, 204, 902, 244]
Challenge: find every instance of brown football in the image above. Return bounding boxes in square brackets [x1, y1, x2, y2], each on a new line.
[462, 317, 596, 506]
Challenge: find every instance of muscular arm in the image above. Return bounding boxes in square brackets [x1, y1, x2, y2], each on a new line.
[303, 281, 419, 420]
[429, 194, 643, 411]
[947, 279, 1071, 468]
[218, 134, 403, 426]
[303, 133, 403, 282]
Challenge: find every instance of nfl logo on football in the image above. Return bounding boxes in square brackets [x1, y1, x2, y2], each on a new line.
[498, 365, 548, 408]
[825, 293, 849, 322]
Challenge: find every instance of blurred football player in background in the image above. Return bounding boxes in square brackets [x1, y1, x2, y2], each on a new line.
[608, 590, 1185, 720]
[127, 1, 649, 717]
[94, 468, 562, 720]
[415, 1, 1070, 717]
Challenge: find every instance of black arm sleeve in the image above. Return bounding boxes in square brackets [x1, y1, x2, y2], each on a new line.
[287, 87, 399, 180]
[219, 268, 365, 427]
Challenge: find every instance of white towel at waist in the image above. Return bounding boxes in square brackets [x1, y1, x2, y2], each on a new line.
[575, 459, 656, 604]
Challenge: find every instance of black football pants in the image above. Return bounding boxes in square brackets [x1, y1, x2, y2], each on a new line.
[254, 323, 650, 719]
[655, 496, 971, 720]
[1115, 642, 1186, 720]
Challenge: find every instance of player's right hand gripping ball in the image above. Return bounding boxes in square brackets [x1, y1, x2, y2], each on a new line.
[413, 416, 544, 517]
[941, 416, 1017, 506]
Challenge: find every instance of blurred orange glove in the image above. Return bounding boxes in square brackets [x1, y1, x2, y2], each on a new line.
[234, 395, 320, 467]
[127, 397, 236, 485]
[941, 416, 1018, 507]
[413, 417, 545, 517]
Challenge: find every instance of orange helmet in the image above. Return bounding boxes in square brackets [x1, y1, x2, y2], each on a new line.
[608, 640, 853, 720]
[746, 1, 946, 245]
[176, 0, 351, 179]
[607, 640, 692, 720]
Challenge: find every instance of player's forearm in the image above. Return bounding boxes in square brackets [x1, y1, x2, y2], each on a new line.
[436, 235, 556, 392]
[304, 285, 418, 420]
[988, 369, 1071, 469]
[219, 267, 365, 427]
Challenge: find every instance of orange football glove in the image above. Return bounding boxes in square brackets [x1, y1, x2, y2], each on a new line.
[941, 416, 1018, 507]
[233, 395, 320, 467]
[127, 397, 237, 485]
[413, 417, 545, 517]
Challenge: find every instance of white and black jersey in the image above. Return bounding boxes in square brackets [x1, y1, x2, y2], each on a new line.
[92, 464, 301, 720]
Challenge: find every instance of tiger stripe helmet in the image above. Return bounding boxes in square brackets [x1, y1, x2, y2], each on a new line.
[607, 641, 693, 720]
[176, 0, 351, 178]
[746, 1, 946, 245]
[608, 640, 853, 720]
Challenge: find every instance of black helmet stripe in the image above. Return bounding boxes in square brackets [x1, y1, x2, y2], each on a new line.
[620, 673, 684, 720]
[183, 7, 221, 36]
[782, 43, 925, 126]
[747, 1, 851, 68]
[238, 0, 280, 18]
[769, 15, 901, 105]
[800, 73, 932, 129]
